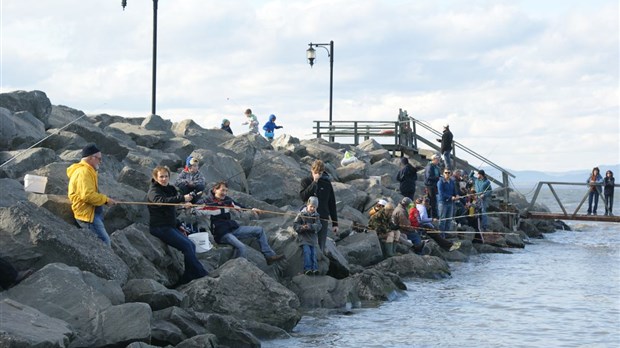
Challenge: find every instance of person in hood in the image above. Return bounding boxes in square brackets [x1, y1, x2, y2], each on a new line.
[300, 159, 338, 251]
[67, 143, 117, 246]
[603, 170, 615, 216]
[175, 156, 206, 201]
[396, 157, 417, 200]
[221, 119, 233, 134]
[196, 182, 284, 264]
[293, 196, 322, 275]
[147, 166, 208, 285]
[262, 114, 283, 141]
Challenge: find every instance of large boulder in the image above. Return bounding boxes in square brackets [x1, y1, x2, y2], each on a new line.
[0, 108, 46, 151]
[336, 232, 384, 267]
[300, 138, 346, 168]
[0, 147, 58, 179]
[0, 202, 129, 282]
[373, 253, 451, 279]
[246, 149, 307, 206]
[332, 182, 368, 212]
[190, 148, 247, 193]
[287, 274, 355, 309]
[105, 122, 170, 149]
[0, 90, 52, 127]
[123, 279, 188, 311]
[0, 299, 75, 348]
[336, 160, 369, 182]
[1, 263, 152, 347]
[150, 306, 209, 346]
[180, 258, 301, 331]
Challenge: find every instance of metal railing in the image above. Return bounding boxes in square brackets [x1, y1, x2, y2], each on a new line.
[528, 181, 620, 219]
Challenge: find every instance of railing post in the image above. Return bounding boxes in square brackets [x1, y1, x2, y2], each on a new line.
[315, 121, 321, 139]
[412, 118, 418, 149]
[353, 121, 359, 145]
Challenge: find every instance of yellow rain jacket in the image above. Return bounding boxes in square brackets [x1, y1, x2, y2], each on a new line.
[67, 160, 108, 223]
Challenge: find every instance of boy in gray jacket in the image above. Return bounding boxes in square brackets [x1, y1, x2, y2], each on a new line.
[294, 197, 322, 275]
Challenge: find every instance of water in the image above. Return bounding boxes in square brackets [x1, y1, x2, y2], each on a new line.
[265, 187, 620, 347]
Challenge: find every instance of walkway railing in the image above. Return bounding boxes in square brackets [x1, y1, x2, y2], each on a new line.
[527, 181, 620, 222]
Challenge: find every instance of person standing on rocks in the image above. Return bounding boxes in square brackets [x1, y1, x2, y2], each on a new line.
[437, 168, 458, 232]
[175, 156, 206, 202]
[415, 196, 461, 252]
[436, 124, 453, 170]
[262, 114, 283, 141]
[242, 108, 259, 134]
[293, 196, 322, 275]
[603, 170, 615, 216]
[147, 165, 208, 285]
[396, 157, 417, 200]
[469, 169, 492, 231]
[67, 143, 117, 246]
[300, 159, 339, 251]
[197, 182, 284, 264]
[424, 154, 441, 218]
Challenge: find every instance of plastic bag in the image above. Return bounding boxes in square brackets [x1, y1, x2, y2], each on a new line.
[340, 151, 359, 166]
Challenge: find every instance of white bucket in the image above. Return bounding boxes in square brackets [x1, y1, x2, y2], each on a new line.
[188, 232, 213, 253]
[24, 174, 48, 193]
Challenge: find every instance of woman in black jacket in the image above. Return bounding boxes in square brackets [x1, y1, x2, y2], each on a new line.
[147, 166, 207, 285]
[396, 157, 417, 200]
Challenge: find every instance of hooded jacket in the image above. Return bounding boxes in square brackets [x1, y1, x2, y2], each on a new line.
[262, 114, 282, 135]
[300, 172, 338, 227]
[396, 163, 417, 195]
[439, 128, 453, 153]
[147, 180, 185, 228]
[293, 207, 322, 247]
[67, 160, 108, 223]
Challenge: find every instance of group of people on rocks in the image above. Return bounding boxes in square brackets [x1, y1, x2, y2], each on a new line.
[64, 134, 496, 287]
[586, 167, 615, 216]
[220, 108, 283, 141]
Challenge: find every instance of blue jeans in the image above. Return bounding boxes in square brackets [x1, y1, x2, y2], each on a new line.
[302, 244, 318, 271]
[588, 190, 600, 214]
[405, 231, 422, 246]
[77, 211, 111, 246]
[442, 151, 452, 170]
[150, 226, 208, 284]
[480, 196, 489, 231]
[220, 226, 276, 259]
[438, 201, 454, 232]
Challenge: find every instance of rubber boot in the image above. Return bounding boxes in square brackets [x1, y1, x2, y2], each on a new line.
[379, 241, 387, 259]
[385, 242, 394, 258]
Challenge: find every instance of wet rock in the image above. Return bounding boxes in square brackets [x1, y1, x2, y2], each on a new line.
[373, 253, 451, 279]
[337, 232, 384, 267]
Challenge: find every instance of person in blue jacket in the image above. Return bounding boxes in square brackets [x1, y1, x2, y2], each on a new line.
[469, 169, 492, 231]
[586, 167, 603, 215]
[262, 114, 283, 141]
[437, 168, 458, 232]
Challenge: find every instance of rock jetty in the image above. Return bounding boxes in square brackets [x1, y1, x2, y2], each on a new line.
[0, 90, 560, 347]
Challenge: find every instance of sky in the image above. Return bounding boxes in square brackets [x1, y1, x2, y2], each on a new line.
[1, 0, 618, 173]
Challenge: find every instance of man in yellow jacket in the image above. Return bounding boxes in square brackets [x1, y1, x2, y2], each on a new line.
[67, 144, 117, 246]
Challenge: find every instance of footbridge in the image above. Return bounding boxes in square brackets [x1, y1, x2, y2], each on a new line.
[526, 181, 620, 223]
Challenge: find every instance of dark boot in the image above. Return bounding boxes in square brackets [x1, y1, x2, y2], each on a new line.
[385, 242, 394, 258]
[266, 254, 285, 265]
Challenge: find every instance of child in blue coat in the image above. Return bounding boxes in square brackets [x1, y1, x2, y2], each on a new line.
[262, 114, 283, 141]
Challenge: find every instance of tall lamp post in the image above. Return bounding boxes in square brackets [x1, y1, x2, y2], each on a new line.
[122, 0, 159, 117]
[306, 40, 334, 142]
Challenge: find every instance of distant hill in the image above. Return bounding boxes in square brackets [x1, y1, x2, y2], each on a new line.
[480, 164, 620, 186]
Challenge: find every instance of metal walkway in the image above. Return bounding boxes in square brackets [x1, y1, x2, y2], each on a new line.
[527, 181, 619, 223]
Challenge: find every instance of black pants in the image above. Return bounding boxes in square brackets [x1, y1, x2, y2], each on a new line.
[0, 257, 18, 290]
[426, 186, 438, 218]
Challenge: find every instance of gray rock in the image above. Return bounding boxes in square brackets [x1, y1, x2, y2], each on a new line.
[1, 263, 150, 348]
[174, 334, 219, 348]
[123, 279, 188, 311]
[90, 113, 144, 129]
[337, 232, 384, 267]
[27, 193, 76, 226]
[0, 109, 46, 151]
[29, 162, 73, 195]
[272, 134, 308, 158]
[356, 138, 385, 152]
[287, 274, 354, 308]
[106, 122, 169, 148]
[332, 182, 367, 211]
[163, 137, 195, 161]
[368, 158, 399, 185]
[117, 166, 151, 189]
[336, 160, 369, 182]
[0, 147, 58, 179]
[0, 178, 28, 208]
[0, 90, 52, 127]
[141, 114, 173, 132]
[190, 148, 247, 193]
[0, 299, 74, 348]
[124, 146, 181, 172]
[111, 223, 185, 287]
[300, 138, 346, 168]
[151, 306, 208, 346]
[247, 149, 306, 206]
[203, 314, 260, 348]
[47, 105, 87, 130]
[0, 202, 129, 282]
[180, 258, 301, 331]
[367, 149, 392, 163]
[40, 129, 87, 153]
[346, 268, 407, 302]
[373, 253, 451, 279]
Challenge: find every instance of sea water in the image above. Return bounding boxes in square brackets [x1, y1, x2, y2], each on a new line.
[265, 186, 620, 347]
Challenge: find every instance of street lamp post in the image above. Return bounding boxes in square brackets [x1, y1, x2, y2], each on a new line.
[306, 40, 334, 142]
[122, 0, 159, 117]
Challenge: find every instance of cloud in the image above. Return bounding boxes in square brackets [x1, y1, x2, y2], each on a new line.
[1, 0, 617, 172]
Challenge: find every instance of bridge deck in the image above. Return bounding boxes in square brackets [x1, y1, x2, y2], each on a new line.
[526, 212, 620, 223]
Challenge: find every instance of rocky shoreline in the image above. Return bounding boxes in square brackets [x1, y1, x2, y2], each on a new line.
[0, 90, 562, 348]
